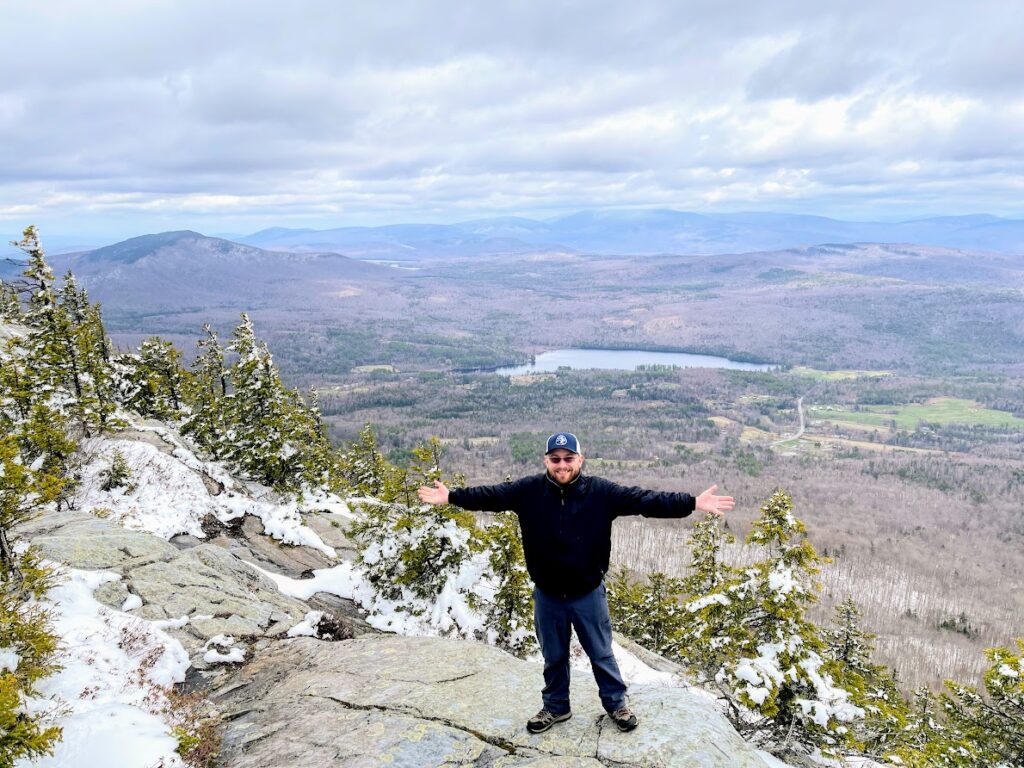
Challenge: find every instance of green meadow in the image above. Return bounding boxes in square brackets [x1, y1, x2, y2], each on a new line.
[809, 397, 1024, 430]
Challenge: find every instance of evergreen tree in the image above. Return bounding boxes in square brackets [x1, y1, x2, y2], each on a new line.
[77, 300, 119, 430]
[339, 424, 399, 499]
[941, 639, 1024, 767]
[0, 370, 66, 765]
[607, 566, 686, 657]
[0, 377, 75, 566]
[673, 513, 737, 677]
[220, 314, 334, 490]
[824, 598, 907, 757]
[682, 512, 736, 597]
[99, 448, 135, 493]
[0, 546, 62, 766]
[890, 686, 979, 767]
[0, 281, 22, 322]
[181, 324, 228, 451]
[679, 490, 862, 757]
[482, 511, 535, 657]
[12, 227, 118, 436]
[122, 337, 187, 420]
[607, 566, 646, 639]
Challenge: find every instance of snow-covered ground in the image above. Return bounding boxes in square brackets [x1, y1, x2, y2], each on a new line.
[75, 432, 340, 555]
[17, 564, 191, 768]
[14, 426, 354, 768]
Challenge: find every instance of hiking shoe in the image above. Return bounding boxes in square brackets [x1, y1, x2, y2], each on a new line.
[609, 706, 639, 732]
[526, 709, 572, 733]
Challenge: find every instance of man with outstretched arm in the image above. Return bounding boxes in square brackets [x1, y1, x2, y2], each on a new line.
[418, 431, 734, 734]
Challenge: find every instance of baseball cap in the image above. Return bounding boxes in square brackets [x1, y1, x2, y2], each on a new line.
[545, 432, 582, 454]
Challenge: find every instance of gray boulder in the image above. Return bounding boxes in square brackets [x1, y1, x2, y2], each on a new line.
[127, 543, 312, 657]
[212, 635, 772, 768]
[15, 508, 179, 571]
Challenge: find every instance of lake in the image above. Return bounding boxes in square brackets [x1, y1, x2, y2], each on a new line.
[491, 348, 775, 375]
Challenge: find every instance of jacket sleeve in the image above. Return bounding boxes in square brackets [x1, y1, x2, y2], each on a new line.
[599, 478, 695, 520]
[448, 479, 522, 513]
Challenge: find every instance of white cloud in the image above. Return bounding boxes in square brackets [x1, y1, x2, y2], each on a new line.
[1, 0, 1022, 239]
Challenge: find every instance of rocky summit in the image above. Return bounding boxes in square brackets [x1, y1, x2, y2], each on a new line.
[212, 635, 772, 767]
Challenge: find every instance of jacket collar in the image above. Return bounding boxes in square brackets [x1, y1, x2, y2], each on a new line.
[545, 471, 587, 493]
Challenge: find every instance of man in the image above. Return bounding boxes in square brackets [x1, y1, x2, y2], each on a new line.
[418, 431, 734, 734]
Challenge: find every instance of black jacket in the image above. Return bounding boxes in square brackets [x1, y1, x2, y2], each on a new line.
[449, 473, 695, 598]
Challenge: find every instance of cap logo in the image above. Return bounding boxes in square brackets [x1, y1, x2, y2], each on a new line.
[555, 434, 568, 446]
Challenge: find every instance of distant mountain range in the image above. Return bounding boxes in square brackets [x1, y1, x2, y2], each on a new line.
[236, 210, 1024, 258]
[5, 210, 1024, 263]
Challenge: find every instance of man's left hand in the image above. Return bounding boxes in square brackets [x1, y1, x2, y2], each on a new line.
[695, 485, 734, 516]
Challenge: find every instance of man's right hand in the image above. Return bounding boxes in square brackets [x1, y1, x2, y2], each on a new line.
[417, 480, 449, 506]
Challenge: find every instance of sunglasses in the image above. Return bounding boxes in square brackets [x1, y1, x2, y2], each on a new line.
[546, 455, 578, 464]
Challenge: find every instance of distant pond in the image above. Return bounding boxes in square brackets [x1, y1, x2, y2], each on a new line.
[490, 348, 776, 375]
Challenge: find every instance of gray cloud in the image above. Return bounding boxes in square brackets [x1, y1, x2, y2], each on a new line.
[1, 0, 1022, 240]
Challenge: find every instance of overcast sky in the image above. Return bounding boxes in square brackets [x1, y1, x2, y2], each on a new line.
[2, 0, 1023, 241]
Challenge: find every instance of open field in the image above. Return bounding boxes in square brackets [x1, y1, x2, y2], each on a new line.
[810, 396, 1024, 430]
[790, 366, 893, 380]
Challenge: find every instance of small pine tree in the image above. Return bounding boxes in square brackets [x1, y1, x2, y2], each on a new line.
[823, 598, 907, 757]
[339, 424, 400, 499]
[350, 438, 476, 600]
[675, 515, 738, 679]
[0, 425, 71, 570]
[0, 281, 22, 322]
[181, 324, 228, 451]
[482, 511, 535, 656]
[607, 566, 686, 657]
[941, 639, 1024, 767]
[0, 425, 64, 765]
[121, 337, 186, 420]
[12, 228, 119, 436]
[99, 449, 134, 492]
[220, 314, 334, 490]
[1, 547, 63, 766]
[681, 511, 736, 601]
[607, 565, 646, 638]
[679, 490, 862, 758]
[890, 686, 979, 767]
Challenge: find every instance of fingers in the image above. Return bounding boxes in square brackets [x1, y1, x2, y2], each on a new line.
[696, 484, 734, 516]
[417, 481, 448, 505]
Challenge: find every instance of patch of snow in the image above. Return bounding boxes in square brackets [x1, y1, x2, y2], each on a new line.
[0, 647, 20, 673]
[203, 634, 246, 664]
[609, 643, 681, 686]
[17, 565, 191, 768]
[152, 615, 190, 631]
[203, 647, 245, 664]
[121, 594, 142, 611]
[287, 610, 325, 637]
[298, 489, 356, 519]
[72, 435, 336, 557]
[686, 593, 731, 611]
[767, 566, 800, 599]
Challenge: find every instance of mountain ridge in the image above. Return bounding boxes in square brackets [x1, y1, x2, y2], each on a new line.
[234, 209, 1024, 258]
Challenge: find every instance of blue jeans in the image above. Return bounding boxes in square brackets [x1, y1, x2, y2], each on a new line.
[533, 582, 627, 714]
